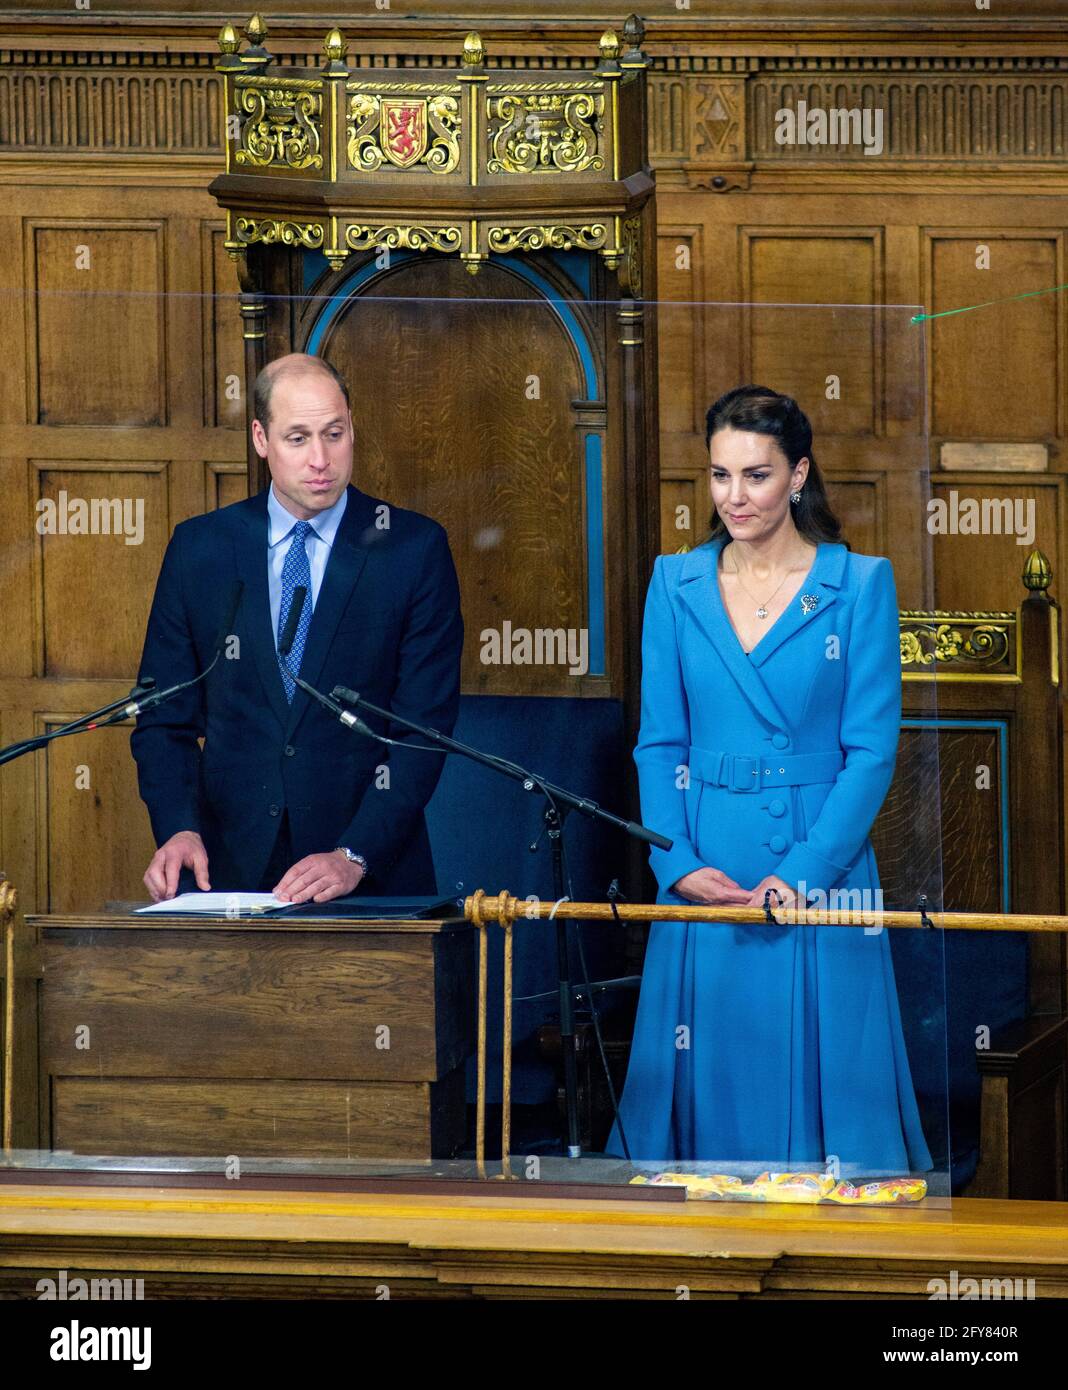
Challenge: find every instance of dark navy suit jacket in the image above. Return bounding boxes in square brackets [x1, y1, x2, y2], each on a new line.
[130, 484, 463, 894]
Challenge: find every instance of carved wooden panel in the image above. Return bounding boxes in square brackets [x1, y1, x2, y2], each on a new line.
[927, 232, 1062, 443]
[33, 463, 168, 679]
[929, 479, 1061, 610]
[874, 725, 1004, 914]
[751, 75, 1068, 162]
[28, 221, 166, 427]
[206, 462, 248, 512]
[659, 476, 700, 556]
[40, 718, 156, 912]
[825, 475, 884, 557]
[0, 67, 224, 155]
[741, 229, 883, 439]
[656, 228, 705, 442]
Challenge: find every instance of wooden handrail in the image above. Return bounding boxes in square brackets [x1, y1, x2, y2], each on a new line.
[464, 886, 1068, 1177]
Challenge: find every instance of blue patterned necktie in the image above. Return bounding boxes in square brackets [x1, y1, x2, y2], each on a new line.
[277, 519, 314, 702]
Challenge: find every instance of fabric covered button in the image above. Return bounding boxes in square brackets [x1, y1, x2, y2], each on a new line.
[771, 733, 789, 750]
[769, 834, 787, 854]
[768, 799, 786, 818]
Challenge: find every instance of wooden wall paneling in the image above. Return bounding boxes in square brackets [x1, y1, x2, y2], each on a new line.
[26, 219, 167, 428]
[925, 228, 1063, 447]
[659, 475, 699, 556]
[1, 182, 246, 923]
[656, 224, 705, 447]
[656, 221, 708, 553]
[205, 461, 247, 512]
[739, 225, 885, 440]
[824, 471, 886, 559]
[31, 460, 169, 680]
[929, 476, 1062, 611]
[38, 717, 156, 913]
[199, 221, 245, 431]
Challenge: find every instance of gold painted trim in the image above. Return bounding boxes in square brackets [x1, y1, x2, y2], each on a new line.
[610, 75, 620, 182]
[901, 671, 1022, 684]
[329, 81, 338, 184]
[346, 81, 462, 94]
[235, 75, 323, 92]
[475, 916, 487, 1180]
[500, 902, 513, 1180]
[487, 80, 606, 94]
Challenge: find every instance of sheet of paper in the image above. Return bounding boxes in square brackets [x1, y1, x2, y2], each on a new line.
[134, 892, 289, 915]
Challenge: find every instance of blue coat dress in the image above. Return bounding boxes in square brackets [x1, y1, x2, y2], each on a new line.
[605, 534, 933, 1174]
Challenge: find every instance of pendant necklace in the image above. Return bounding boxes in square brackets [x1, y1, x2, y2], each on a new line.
[725, 543, 801, 620]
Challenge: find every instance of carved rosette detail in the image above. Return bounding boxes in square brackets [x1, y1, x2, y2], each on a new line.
[234, 81, 323, 170]
[487, 223, 608, 253]
[344, 224, 463, 253]
[899, 617, 1012, 669]
[235, 217, 325, 249]
[486, 90, 605, 174]
[346, 91, 461, 174]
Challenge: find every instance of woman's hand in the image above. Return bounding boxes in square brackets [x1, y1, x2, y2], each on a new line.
[670, 867, 752, 906]
[744, 874, 800, 911]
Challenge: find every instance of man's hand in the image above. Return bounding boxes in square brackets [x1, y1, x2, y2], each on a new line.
[671, 867, 752, 906]
[144, 830, 210, 902]
[273, 850, 365, 904]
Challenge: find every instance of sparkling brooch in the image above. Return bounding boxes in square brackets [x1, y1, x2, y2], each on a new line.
[800, 593, 820, 614]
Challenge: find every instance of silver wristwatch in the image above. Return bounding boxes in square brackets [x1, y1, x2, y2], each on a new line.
[335, 846, 368, 875]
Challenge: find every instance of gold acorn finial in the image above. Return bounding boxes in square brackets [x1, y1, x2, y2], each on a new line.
[218, 22, 240, 55]
[1023, 548, 1053, 593]
[622, 13, 645, 49]
[324, 27, 347, 63]
[599, 30, 620, 60]
[462, 31, 485, 67]
[240, 12, 270, 68]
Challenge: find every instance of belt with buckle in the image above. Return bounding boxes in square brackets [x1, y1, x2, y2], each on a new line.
[687, 745, 844, 793]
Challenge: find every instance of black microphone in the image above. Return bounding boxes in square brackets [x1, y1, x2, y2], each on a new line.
[328, 686, 382, 741]
[0, 583, 245, 762]
[274, 591, 391, 742]
[212, 579, 245, 656]
[278, 584, 307, 660]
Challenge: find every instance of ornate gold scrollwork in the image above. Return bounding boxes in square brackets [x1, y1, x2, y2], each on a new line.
[346, 88, 461, 173]
[487, 223, 608, 253]
[899, 614, 1013, 669]
[486, 87, 605, 174]
[235, 216, 325, 249]
[619, 214, 642, 295]
[345, 223, 463, 253]
[234, 78, 323, 170]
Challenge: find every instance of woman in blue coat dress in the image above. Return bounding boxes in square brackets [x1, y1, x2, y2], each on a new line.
[606, 386, 932, 1175]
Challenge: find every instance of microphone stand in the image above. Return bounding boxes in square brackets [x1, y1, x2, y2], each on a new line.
[0, 582, 244, 766]
[276, 588, 670, 1160]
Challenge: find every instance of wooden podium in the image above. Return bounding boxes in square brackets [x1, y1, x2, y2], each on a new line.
[5, 905, 473, 1161]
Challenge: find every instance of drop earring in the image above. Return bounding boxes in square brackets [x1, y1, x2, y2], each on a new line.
[790, 490, 803, 505]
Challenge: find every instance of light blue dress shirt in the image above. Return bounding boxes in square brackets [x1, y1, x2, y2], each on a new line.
[266, 483, 348, 647]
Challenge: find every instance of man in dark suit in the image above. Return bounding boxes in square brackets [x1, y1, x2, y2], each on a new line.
[132, 353, 463, 904]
